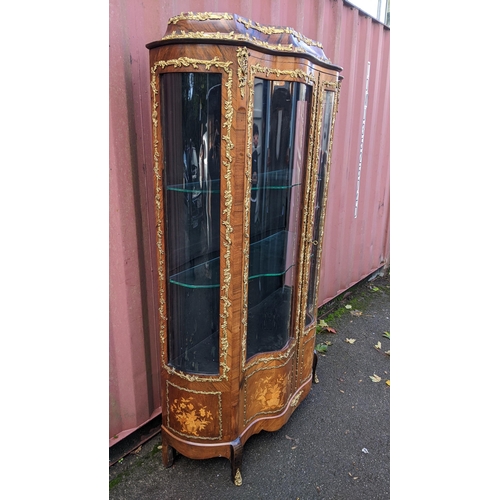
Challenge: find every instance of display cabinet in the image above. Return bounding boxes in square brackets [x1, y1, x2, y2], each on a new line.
[146, 12, 342, 485]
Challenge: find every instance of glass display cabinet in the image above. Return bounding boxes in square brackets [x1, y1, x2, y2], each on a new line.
[146, 12, 342, 485]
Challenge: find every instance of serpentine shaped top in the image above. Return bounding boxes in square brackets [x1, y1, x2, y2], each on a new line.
[146, 12, 342, 71]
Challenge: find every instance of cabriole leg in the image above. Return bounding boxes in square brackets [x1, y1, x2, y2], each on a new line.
[230, 438, 243, 486]
[313, 349, 319, 383]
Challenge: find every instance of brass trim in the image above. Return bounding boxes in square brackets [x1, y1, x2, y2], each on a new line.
[244, 340, 296, 375]
[168, 12, 233, 24]
[236, 16, 324, 49]
[234, 468, 243, 486]
[294, 79, 320, 343]
[160, 30, 331, 63]
[298, 84, 323, 335]
[165, 12, 325, 51]
[162, 30, 248, 42]
[150, 56, 234, 383]
[299, 334, 316, 383]
[236, 47, 249, 98]
[290, 390, 304, 407]
[303, 332, 316, 344]
[249, 63, 315, 83]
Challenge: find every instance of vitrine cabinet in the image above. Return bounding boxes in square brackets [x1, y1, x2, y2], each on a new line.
[146, 12, 342, 485]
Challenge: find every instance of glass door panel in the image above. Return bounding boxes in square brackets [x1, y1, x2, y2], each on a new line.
[305, 90, 336, 327]
[160, 72, 222, 374]
[247, 79, 311, 359]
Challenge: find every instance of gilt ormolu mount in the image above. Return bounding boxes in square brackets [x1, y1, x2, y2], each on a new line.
[146, 12, 342, 485]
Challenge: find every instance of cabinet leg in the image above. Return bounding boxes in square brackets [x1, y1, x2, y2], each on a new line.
[230, 438, 243, 486]
[162, 434, 176, 468]
[313, 349, 319, 383]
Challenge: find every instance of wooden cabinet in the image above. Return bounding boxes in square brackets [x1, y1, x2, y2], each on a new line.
[146, 12, 342, 485]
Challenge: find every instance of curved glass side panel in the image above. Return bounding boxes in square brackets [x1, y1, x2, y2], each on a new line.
[160, 72, 221, 374]
[247, 79, 311, 359]
[305, 90, 335, 327]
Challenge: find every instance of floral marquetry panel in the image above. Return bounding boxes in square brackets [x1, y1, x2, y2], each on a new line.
[166, 382, 222, 440]
[147, 12, 342, 485]
[244, 363, 293, 425]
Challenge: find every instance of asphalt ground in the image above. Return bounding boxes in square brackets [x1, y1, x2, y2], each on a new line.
[109, 271, 390, 500]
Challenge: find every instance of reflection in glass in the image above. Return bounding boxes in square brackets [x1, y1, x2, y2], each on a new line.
[305, 90, 335, 327]
[160, 72, 221, 374]
[247, 79, 311, 359]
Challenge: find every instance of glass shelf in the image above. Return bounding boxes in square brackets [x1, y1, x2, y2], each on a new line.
[250, 168, 301, 192]
[248, 231, 294, 279]
[168, 231, 294, 289]
[166, 179, 221, 194]
[165, 170, 300, 195]
[170, 257, 220, 289]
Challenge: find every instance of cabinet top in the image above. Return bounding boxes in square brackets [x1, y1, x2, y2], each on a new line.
[146, 12, 342, 72]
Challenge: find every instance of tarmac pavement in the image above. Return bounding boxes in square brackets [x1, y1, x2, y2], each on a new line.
[109, 271, 390, 500]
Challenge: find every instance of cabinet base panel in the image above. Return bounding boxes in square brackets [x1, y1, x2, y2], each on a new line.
[161, 378, 312, 484]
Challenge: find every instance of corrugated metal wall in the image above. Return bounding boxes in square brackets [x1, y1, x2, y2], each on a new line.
[109, 0, 389, 444]
[319, 1, 390, 303]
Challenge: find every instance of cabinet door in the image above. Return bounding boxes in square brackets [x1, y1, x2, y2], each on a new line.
[160, 72, 222, 374]
[304, 87, 337, 327]
[246, 77, 312, 359]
